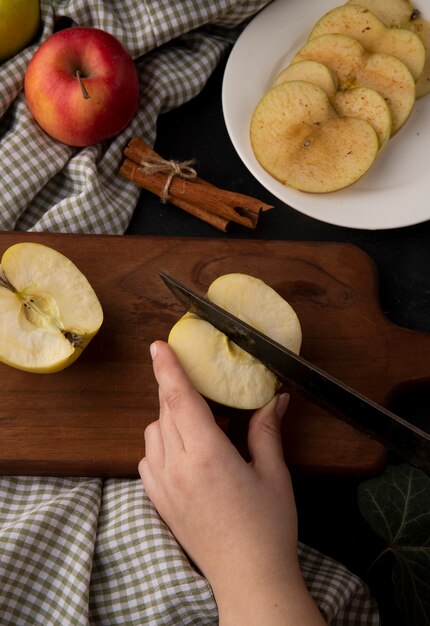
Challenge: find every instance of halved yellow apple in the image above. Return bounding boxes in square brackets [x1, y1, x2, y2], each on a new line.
[310, 4, 425, 82]
[168, 273, 302, 409]
[0, 242, 103, 373]
[275, 59, 392, 148]
[291, 33, 416, 134]
[250, 80, 379, 193]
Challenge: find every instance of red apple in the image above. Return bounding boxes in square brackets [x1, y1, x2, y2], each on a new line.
[24, 27, 139, 147]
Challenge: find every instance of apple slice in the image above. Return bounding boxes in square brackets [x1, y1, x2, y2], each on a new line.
[411, 17, 430, 97]
[334, 87, 392, 148]
[275, 60, 339, 97]
[275, 60, 391, 148]
[291, 33, 416, 134]
[250, 80, 379, 193]
[168, 273, 302, 409]
[346, 0, 416, 28]
[346, 0, 430, 97]
[309, 4, 425, 82]
[0, 243, 103, 373]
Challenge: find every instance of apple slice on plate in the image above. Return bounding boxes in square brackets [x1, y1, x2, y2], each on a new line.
[412, 18, 430, 97]
[291, 33, 416, 135]
[309, 4, 425, 82]
[334, 87, 392, 149]
[168, 273, 302, 410]
[274, 60, 392, 149]
[345, 0, 430, 97]
[346, 0, 415, 27]
[0, 242, 103, 373]
[250, 80, 379, 193]
[275, 60, 339, 97]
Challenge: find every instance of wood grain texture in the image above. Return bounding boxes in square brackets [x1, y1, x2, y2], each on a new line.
[1, 232, 428, 477]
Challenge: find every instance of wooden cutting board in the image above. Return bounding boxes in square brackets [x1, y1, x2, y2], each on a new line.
[1, 232, 429, 477]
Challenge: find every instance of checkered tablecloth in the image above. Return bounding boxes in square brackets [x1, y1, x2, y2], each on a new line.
[0, 1, 380, 623]
[0, 477, 379, 625]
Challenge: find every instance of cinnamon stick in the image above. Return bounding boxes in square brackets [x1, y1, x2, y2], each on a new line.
[119, 137, 273, 231]
[120, 159, 229, 231]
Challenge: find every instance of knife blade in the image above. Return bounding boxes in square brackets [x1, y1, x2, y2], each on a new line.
[160, 271, 430, 472]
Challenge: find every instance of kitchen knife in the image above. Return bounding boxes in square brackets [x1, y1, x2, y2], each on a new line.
[160, 271, 430, 472]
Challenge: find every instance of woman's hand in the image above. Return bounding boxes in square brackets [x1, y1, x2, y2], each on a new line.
[139, 340, 326, 625]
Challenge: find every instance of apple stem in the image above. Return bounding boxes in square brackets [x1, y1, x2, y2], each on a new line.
[76, 70, 90, 100]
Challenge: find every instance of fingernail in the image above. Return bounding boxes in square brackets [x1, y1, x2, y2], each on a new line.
[149, 342, 158, 360]
[276, 393, 290, 419]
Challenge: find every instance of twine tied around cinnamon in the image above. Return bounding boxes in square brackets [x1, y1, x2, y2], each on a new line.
[139, 155, 197, 202]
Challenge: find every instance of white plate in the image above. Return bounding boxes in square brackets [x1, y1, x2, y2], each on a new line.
[222, 0, 429, 230]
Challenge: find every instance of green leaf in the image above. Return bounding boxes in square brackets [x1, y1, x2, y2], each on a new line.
[358, 464, 430, 626]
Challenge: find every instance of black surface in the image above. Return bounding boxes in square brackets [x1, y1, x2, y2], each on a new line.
[127, 55, 430, 625]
